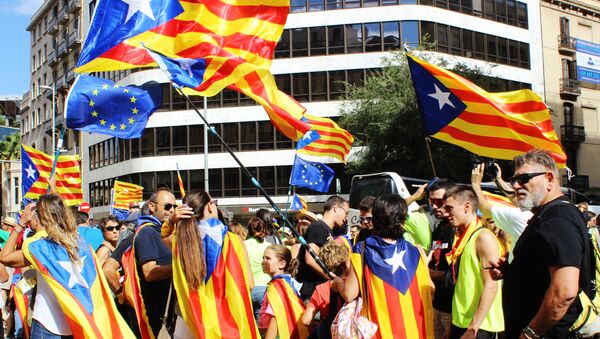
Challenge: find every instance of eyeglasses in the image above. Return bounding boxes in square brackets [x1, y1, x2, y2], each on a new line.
[103, 226, 118, 232]
[163, 203, 178, 211]
[359, 216, 373, 223]
[430, 198, 445, 207]
[509, 172, 547, 186]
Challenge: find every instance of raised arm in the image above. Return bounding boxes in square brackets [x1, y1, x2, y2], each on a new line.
[471, 164, 493, 218]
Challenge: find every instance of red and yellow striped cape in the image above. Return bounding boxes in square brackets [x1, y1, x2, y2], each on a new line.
[265, 275, 307, 339]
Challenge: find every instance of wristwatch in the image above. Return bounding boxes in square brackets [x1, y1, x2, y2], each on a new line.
[522, 326, 541, 339]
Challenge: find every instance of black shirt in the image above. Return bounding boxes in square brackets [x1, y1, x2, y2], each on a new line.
[503, 196, 591, 338]
[297, 220, 332, 300]
[110, 233, 134, 264]
[429, 218, 455, 313]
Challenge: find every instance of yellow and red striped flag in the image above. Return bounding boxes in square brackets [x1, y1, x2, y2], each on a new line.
[406, 54, 567, 168]
[482, 191, 516, 208]
[176, 163, 186, 198]
[296, 114, 354, 163]
[113, 180, 143, 210]
[76, 0, 289, 97]
[21, 145, 83, 206]
[265, 275, 308, 339]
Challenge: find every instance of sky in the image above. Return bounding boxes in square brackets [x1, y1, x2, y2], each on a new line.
[0, 0, 43, 96]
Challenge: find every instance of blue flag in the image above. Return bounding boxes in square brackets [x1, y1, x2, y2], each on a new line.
[145, 47, 208, 91]
[65, 75, 162, 139]
[289, 156, 334, 193]
[289, 193, 307, 211]
[296, 129, 320, 150]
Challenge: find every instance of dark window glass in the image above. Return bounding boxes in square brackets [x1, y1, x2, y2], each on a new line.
[364, 23, 382, 52]
[326, 0, 343, 10]
[275, 30, 291, 58]
[292, 73, 309, 102]
[462, 30, 473, 58]
[484, 0, 495, 19]
[291, 0, 306, 12]
[310, 27, 326, 56]
[328, 25, 345, 54]
[420, 21, 435, 46]
[436, 0, 448, 9]
[329, 70, 346, 100]
[258, 121, 275, 150]
[498, 37, 508, 64]
[206, 92, 220, 108]
[311, 72, 327, 101]
[157, 171, 172, 190]
[382, 0, 398, 4]
[223, 168, 240, 197]
[508, 40, 519, 66]
[158, 84, 170, 111]
[506, 0, 517, 25]
[242, 167, 258, 196]
[496, 0, 506, 22]
[419, 0, 433, 5]
[209, 169, 223, 197]
[141, 128, 155, 157]
[292, 28, 309, 57]
[309, 0, 325, 11]
[474, 32, 486, 60]
[449, 0, 459, 11]
[275, 74, 291, 95]
[519, 42, 529, 68]
[345, 0, 360, 8]
[189, 125, 204, 153]
[222, 122, 239, 151]
[517, 2, 527, 28]
[208, 124, 221, 152]
[364, 0, 379, 7]
[437, 24, 449, 53]
[141, 172, 155, 200]
[222, 88, 238, 107]
[172, 126, 187, 155]
[171, 86, 186, 110]
[382, 21, 400, 50]
[401, 21, 419, 49]
[107, 139, 114, 165]
[275, 129, 292, 149]
[345, 24, 363, 53]
[240, 121, 256, 151]
[449, 26, 461, 55]
[487, 35, 497, 62]
[276, 166, 292, 195]
[189, 170, 205, 191]
[461, 0, 472, 13]
[259, 167, 275, 195]
[473, 0, 482, 15]
[156, 127, 170, 155]
[131, 137, 140, 158]
[347, 69, 364, 87]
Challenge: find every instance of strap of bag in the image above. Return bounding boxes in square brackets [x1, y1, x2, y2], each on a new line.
[161, 283, 173, 325]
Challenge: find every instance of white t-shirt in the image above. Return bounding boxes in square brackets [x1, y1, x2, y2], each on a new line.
[490, 205, 533, 260]
[32, 271, 71, 335]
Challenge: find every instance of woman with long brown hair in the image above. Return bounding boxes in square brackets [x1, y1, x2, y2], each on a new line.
[0, 193, 133, 338]
[165, 190, 257, 338]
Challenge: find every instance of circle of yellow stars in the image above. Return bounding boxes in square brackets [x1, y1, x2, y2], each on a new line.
[89, 83, 139, 133]
[300, 164, 325, 187]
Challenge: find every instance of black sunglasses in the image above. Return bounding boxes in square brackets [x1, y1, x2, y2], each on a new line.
[430, 198, 445, 207]
[103, 226, 118, 232]
[509, 172, 547, 186]
[164, 203, 178, 211]
[359, 216, 373, 223]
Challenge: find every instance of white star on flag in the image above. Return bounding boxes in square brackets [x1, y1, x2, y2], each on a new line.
[25, 165, 36, 179]
[200, 223, 224, 246]
[121, 0, 156, 23]
[384, 247, 407, 274]
[177, 58, 200, 78]
[428, 84, 455, 110]
[58, 256, 89, 289]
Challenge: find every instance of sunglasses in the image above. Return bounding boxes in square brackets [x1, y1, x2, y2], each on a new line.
[164, 203, 178, 211]
[360, 216, 373, 223]
[509, 172, 547, 186]
[430, 198, 445, 207]
[103, 226, 118, 232]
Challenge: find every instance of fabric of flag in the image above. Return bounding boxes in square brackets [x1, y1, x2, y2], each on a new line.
[76, 0, 289, 98]
[65, 75, 162, 139]
[113, 180, 144, 209]
[22, 230, 135, 338]
[12, 284, 30, 338]
[289, 194, 307, 212]
[121, 223, 155, 339]
[21, 145, 83, 206]
[176, 163, 186, 198]
[289, 155, 334, 193]
[172, 218, 259, 338]
[264, 275, 308, 339]
[353, 236, 434, 339]
[482, 191, 515, 208]
[297, 114, 354, 163]
[406, 54, 567, 168]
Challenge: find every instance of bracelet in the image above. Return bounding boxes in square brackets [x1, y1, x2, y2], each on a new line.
[13, 227, 23, 234]
[522, 326, 540, 339]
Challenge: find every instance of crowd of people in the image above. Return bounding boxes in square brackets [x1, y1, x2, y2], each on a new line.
[0, 148, 595, 339]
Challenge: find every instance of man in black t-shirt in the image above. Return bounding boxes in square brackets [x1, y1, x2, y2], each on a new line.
[297, 195, 349, 301]
[492, 149, 591, 338]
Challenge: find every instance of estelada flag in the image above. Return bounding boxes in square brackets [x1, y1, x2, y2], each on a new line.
[12, 282, 31, 338]
[353, 236, 434, 339]
[265, 275, 307, 339]
[22, 230, 135, 338]
[172, 218, 259, 338]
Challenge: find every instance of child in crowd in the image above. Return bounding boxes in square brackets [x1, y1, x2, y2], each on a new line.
[259, 244, 307, 339]
[301, 241, 349, 338]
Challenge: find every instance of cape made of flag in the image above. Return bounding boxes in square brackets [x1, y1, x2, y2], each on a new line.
[172, 218, 258, 338]
[12, 283, 31, 338]
[22, 231, 134, 338]
[265, 275, 307, 339]
[353, 236, 434, 339]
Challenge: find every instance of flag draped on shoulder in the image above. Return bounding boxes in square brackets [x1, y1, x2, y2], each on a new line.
[406, 53, 567, 168]
[21, 145, 82, 206]
[22, 231, 135, 338]
[65, 75, 162, 139]
[296, 114, 354, 163]
[352, 236, 434, 339]
[265, 275, 308, 339]
[172, 218, 258, 338]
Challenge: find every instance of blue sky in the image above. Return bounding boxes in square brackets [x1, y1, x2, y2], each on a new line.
[0, 0, 43, 96]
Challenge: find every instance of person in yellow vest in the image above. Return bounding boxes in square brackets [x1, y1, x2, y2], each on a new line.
[442, 186, 504, 339]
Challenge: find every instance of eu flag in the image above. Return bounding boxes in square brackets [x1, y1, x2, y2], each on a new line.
[146, 47, 208, 91]
[289, 156, 334, 193]
[65, 75, 162, 139]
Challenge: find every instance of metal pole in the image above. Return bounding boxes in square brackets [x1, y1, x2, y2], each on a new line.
[203, 96, 209, 192]
[52, 84, 56, 155]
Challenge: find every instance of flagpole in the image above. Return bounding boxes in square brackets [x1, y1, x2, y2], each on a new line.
[203, 96, 209, 192]
[425, 137, 437, 178]
[177, 89, 333, 277]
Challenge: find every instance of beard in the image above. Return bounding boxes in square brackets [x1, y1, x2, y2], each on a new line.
[516, 186, 545, 211]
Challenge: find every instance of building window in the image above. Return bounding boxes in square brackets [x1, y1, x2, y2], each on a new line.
[563, 103, 574, 126]
[383, 21, 400, 50]
[13, 177, 19, 205]
[401, 21, 419, 49]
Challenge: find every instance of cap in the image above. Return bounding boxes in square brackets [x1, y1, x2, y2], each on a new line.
[295, 210, 318, 223]
[2, 217, 16, 227]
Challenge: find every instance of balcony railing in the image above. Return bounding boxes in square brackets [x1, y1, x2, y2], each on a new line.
[558, 34, 577, 53]
[58, 6, 69, 24]
[561, 125, 585, 143]
[560, 78, 581, 95]
[57, 40, 67, 57]
[68, 29, 81, 48]
[48, 50, 57, 65]
[66, 68, 76, 83]
[55, 76, 66, 90]
[68, 0, 81, 12]
[48, 17, 59, 33]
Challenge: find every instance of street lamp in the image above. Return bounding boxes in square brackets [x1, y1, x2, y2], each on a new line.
[39, 84, 56, 155]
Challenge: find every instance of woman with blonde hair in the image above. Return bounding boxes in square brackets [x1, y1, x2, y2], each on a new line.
[0, 193, 133, 338]
[166, 190, 257, 338]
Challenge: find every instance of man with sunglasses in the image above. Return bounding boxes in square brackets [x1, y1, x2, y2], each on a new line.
[494, 149, 591, 339]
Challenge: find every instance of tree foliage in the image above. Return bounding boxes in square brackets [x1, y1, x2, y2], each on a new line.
[0, 133, 20, 160]
[339, 52, 509, 183]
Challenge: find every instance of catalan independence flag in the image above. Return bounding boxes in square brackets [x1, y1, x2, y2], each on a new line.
[353, 236, 434, 339]
[265, 275, 308, 339]
[21, 145, 83, 206]
[22, 230, 135, 338]
[12, 283, 31, 338]
[289, 193, 307, 212]
[297, 114, 354, 163]
[173, 218, 259, 338]
[407, 54, 567, 168]
[77, 0, 289, 97]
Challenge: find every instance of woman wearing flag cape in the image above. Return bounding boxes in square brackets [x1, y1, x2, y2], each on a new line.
[166, 190, 258, 338]
[337, 194, 435, 339]
[0, 193, 134, 339]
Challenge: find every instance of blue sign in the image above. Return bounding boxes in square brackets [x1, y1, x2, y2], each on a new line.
[576, 39, 600, 85]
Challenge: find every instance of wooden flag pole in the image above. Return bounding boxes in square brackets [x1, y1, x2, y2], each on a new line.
[425, 137, 437, 178]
